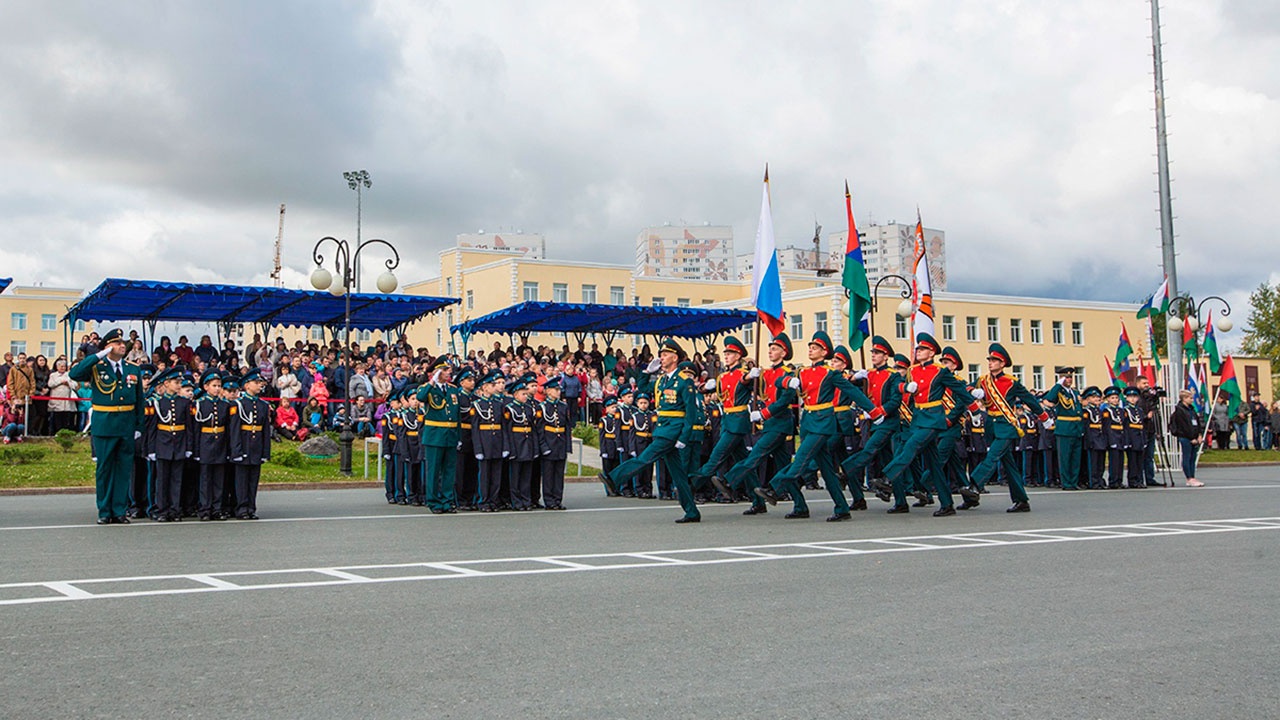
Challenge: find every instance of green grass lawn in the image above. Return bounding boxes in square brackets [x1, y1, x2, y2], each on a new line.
[0, 437, 586, 490]
[1198, 448, 1280, 464]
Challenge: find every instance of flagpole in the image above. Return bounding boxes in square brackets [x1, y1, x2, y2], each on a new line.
[754, 318, 763, 396]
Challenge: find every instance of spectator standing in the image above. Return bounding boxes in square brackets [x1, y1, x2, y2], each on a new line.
[1231, 402, 1251, 450]
[0, 351, 12, 391]
[1168, 389, 1204, 486]
[1210, 395, 1232, 450]
[219, 340, 240, 368]
[1268, 401, 1280, 450]
[47, 358, 80, 434]
[30, 355, 50, 435]
[275, 362, 301, 403]
[1249, 393, 1270, 451]
[174, 336, 195, 366]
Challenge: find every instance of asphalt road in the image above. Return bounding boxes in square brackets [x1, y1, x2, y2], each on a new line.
[2, 467, 1277, 719]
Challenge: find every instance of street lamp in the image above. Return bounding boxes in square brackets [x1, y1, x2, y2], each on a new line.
[310, 235, 400, 475]
[845, 274, 913, 339]
[343, 170, 372, 292]
[1167, 294, 1232, 335]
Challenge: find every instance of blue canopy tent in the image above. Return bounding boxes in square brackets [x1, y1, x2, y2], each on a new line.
[0, 278, 11, 294]
[450, 301, 757, 354]
[62, 278, 459, 355]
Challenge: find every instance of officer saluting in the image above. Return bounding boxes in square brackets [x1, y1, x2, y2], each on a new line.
[70, 328, 145, 525]
[1042, 366, 1085, 491]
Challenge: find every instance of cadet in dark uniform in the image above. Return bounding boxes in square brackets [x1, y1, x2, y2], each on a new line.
[127, 365, 156, 519]
[380, 390, 403, 504]
[401, 387, 427, 507]
[229, 368, 271, 519]
[965, 406, 988, 482]
[630, 392, 656, 498]
[827, 345, 864, 508]
[721, 333, 799, 517]
[193, 370, 231, 520]
[148, 368, 192, 522]
[470, 370, 506, 512]
[967, 343, 1051, 512]
[538, 376, 570, 510]
[1103, 386, 1127, 488]
[597, 397, 623, 496]
[1123, 387, 1148, 488]
[1082, 386, 1107, 489]
[676, 361, 706, 500]
[504, 378, 539, 510]
[1017, 408, 1042, 487]
[454, 367, 479, 511]
[69, 328, 145, 525]
[420, 359, 461, 513]
[1043, 367, 1084, 490]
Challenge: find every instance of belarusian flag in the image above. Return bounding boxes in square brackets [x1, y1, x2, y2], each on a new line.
[1137, 276, 1170, 318]
[1182, 317, 1198, 360]
[842, 181, 872, 349]
[1112, 322, 1133, 376]
[1218, 354, 1242, 417]
[1203, 311, 1222, 374]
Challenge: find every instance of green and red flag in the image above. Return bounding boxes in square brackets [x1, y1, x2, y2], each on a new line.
[1218, 354, 1242, 417]
[842, 181, 872, 349]
[1182, 316, 1198, 360]
[1146, 316, 1162, 373]
[1202, 311, 1222, 374]
[1112, 322, 1133, 376]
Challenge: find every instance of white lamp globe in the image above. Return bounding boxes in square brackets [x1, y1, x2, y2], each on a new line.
[842, 299, 852, 317]
[310, 267, 332, 291]
[328, 277, 345, 296]
[1168, 316, 1183, 333]
[1216, 317, 1232, 333]
[896, 299, 914, 319]
[376, 271, 398, 294]
[1185, 315, 1200, 333]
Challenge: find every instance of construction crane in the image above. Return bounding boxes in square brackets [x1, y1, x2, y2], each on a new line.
[270, 203, 286, 287]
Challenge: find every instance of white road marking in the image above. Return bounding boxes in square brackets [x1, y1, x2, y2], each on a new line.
[1, 516, 1275, 608]
[3, 483, 1278, 533]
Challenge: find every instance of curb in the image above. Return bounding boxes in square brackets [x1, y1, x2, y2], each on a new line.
[1, 476, 599, 496]
[1196, 461, 1280, 468]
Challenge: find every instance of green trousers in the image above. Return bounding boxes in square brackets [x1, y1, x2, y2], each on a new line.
[1056, 435, 1083, 489]
[92, 435, 134, 520]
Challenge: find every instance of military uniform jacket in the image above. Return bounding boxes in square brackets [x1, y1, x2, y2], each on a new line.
[193, 396, 231, 463]
[652, 369, 697, 444]
[68, 354, 145, 438]
[142, 390, 158, 456]
[617, 404, 635, 455]
[793, 362, 875, 436]
[966, 410, 989, 453]
[470, 396, 505, 459]
[716, 363, 754, 435]
[1084, 406, 1108, 450]
[903, 362, 973, 431]
[1103, 404, 1128, 450]
[503, 400, 540, 461]
[399, 408, 425, 462]
[229, 393, 272, 464]
[757, 363, 798, 436]
[419, 383, 460, 448]
[833, 373, 861, 436]
[864, 365, 904, 431]
[457, 390, 476, 453]
[1016, 415, 1040, 452]
[150, 393, 193, 461]
[1123, 403, 1146, 448]
[1042, 383, 1084, 438]
[972, 372, 1048, 440]
[379, 409, 399, 458]
[628, 408, 654, 456]
[597, 412, 622, 460]
[538, 399, 570, 459]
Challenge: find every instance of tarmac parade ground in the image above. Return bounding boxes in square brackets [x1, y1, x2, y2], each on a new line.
[1, 467, 1277, 719]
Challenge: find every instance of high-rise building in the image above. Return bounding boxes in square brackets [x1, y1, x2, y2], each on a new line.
[635, 224, 735, 281]
[455, 231, 546, 259]
[826, 222, 947, 291]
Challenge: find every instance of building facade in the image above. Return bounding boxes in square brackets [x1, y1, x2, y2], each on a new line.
[1, 286, 93, 358]
[635, 224, 736, 280]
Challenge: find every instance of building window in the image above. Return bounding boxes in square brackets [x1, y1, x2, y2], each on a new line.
[310, 326, 324, 341]
[610, 286, 625, 304]
[651, 297, 665, 307]
[41, 314, 57, 332]
[1052, 320, 1064, 345]
[986, 317, 1000, 342]
[791, 315, 804, 339]
[941, 315, 955, 341]
[965, 316, 978, 343]
[677, 298, 690, 308]
[582, 284, 597, 304]
[968, 363, 980, 380]
[1071, 321, 1084, 346]
[445, 277, 453, 296]
[894, 316, 907, 340]
[701, 298, 714, 305]
[1032, 365, 1044, 390]
[553, 283, 568, 303]
[465, 290, 474, 310]
[743, 325, 754, 346]
[40, 341, 56, 356]
[446, 310, 454, 328]
[10, 313, 26, 331]
[10, 341, 25, 355]
[1030, 319, 1042, 344]
[74, 320, 87, 332]
[1075, 369, 1087, 387]
[1009, 318, 1022, 344]
[814, 311, 828, 334]
[522, 282, 539, 302]
[436, 328, 442, 346]
[1012, 365, 1024, 384]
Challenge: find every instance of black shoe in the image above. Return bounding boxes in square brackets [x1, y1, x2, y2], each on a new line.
[886, 504, 910, 514]
[979, 487, 990, 494]
[125, 509, 143, 519]
[850, 499, 868, 511]
[116, 515, 131, 524]
[621, 489, 636, 498]
[754, 486, 780, 506]
[834, 465, 848, 483]
[826, 512, 851, 522]
[912, 499, 930, 507]
[398, 499, 409, 505]
[597, 472, 618, 496]
[784, 510, 810, 519]
[933, 506, 956, 517]
[874, 488, 892, 503]
[959, 486, 980, 502]
[96, 517, 111, 525]
[675, 515, 701, 524]
[912, 491, 932, 506]
[742, 506, 767, 516]
[709, 476, 734, 500]
[957, 500, 980, 510]
[155, 515, 172, 522]
[870, 478, 893, 496]
[198, 514, 212, 521]
[1006, 501, 1031, 513]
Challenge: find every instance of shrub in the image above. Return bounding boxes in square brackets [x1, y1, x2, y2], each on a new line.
[572, 423, 598, 448]
[0, 446, 49, 465]
[270, 447, 305, 468]
[54, 428, 79, 452]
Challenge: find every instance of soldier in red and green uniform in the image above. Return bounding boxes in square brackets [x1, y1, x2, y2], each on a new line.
[720, 333, 798, 517]
[756, 332, 875, 521]
[839, 336, 903, 499]
[967, 342, 1053, 512]
[692, 336, 752, 499]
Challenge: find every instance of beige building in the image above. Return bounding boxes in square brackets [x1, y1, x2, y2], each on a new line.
[636, 224, 736, 280]
[1, 285, 94, 359]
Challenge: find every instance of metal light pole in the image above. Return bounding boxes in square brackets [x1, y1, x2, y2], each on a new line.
[844, 273, 913, 367]
[343, 170, 372, 292]
[1167, 295, 1233, 336]
[1150, 0, 1182, 390]
[311, 235, 400, 475]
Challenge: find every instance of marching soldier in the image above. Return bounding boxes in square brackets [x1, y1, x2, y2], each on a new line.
[504, 378, 539, 511]
[455, 367, 480, 511]
[597, 338, 702, 523]
[192, 370, 231, 520]
[148, 368, 193, 522]
[69, 328, 145, 525]
[229, 368, 271, 519]
[675, 362, 706, 499]
[720, 333, 799, 517]
[966, 343, 1052, 512]
[419, 358, 460, 513]
[1043, 367, 1084, 490]
[1082, 387, 1108, 489]
[756, 331, 875, 521]
[839, 336, 904, 502]
[1103, 386, 1127, 488]
[692, 336, 752, 500]
[538, 376, 570, 510]
[470, 370, 506, 512]
[827, 345, 864, 508]
[923, 346, 971, 503]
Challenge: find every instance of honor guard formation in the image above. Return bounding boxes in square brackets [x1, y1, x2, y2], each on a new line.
[68, 324, 1179, 526]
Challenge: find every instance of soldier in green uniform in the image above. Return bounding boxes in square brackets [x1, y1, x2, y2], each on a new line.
[1042, 366, 1084, 491]
[598, 338, 701, 523]
[721, 333, 799, 517]
[968, 343, 1053, 512]
[676, 361, 706, 497]
[70, 328, 145, 524]
[418, 358, 460, 514]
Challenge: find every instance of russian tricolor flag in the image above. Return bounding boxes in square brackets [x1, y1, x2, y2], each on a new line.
[751, 166, 786, 338]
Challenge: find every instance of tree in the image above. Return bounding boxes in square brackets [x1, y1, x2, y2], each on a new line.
[1241, 281, 1280, 366]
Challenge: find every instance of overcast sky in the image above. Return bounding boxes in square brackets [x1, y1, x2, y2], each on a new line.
[2, 1, 1277, 332]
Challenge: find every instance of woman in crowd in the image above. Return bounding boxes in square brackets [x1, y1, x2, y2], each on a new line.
[46, 357, 80, 434]
[1209, 394, 1232, 450]
[1, 396, 24, 444]
[371, 366, 392, 403]
[1169, 389, 1204, 487]
[219, 339, 239, 367]
[275, 360, 301, 402]
[125, 339, 149, 366]
[155, 335, 174, 359]
[275, 398, 305, 441]
[29, 355, 51, 436]
[302, 397, 326, 432]
[586, 367, 604, 424]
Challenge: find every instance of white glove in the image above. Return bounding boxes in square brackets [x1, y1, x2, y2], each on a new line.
[147, 453, 156, 461]
[645, 358, 661, 373]
[972, 388, 985, 401]
[630, 451, 637, 457]
[134, 431, 142, 440]
[543, 449, 551, 456]
[383, 454, 391, 460]
[232, 456, 244, 462]
[185, 451, 192, 458]
[905, 381, 919, 393]
[475, 453, 483, 460]
[746, 367, 761, 379]
[431, 369, 443, 384]
[750, 410, 763, 422]
[1044, 419, 1055, 430]
[787, 377, 801, 390]
[457, 442, 462, 450]
[600, 453, 608, 459]
[96, 348, 112, 359]
[502, 451, 509, 458]
[675, 441, 686, 450]
[703, 379, 717, 391]
[873, 416, 885, 426]
[853, 369, 868, 381]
